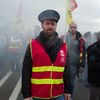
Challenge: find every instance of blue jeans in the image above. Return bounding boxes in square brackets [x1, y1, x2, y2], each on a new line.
[79, 62, 88, 83]
[70, 65, 77, 95]
[33, 95, 65, 100]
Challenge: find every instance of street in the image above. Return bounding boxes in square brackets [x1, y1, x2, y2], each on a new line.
[0, 60, 90, 100]
[0, 58, 23, 100]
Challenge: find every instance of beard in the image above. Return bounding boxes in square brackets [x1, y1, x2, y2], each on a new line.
[45, 29, 55, 37]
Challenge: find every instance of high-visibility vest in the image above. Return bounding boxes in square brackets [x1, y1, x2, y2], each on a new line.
[8, 41, 22, 52]
[30, 39, 67, 99]
[79, 37, 85, 65]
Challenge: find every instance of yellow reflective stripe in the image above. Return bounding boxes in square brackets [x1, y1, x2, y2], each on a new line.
[32, 66, 64, 72]
[80, 53, 83, 57]
[29, 40, 33, 60]
[80, 59, 82, 63]
[9, 46, 20, 48]
[31, 78, 63, 84]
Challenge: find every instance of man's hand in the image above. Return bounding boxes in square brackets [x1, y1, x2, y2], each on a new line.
[24, 97, 32, 100]
[79, 67, 84, 73]
[65, 93, 71, 100]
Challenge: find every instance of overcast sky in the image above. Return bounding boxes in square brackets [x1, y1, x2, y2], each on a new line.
[0, 0, 100, 34]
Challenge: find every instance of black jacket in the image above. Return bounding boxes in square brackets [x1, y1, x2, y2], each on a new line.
[87, 41, 100, 87]
[22, 32, 71, 99]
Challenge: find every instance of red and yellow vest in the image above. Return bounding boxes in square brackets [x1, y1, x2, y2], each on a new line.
[30, 39, 67, 99]
[79, 37, 85, 65]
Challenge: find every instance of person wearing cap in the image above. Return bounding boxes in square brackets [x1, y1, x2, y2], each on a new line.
[22, 9, 71, 100]
[87, 32, 100, 100]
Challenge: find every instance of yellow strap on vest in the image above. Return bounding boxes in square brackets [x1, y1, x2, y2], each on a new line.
[80, 53, 83, 57]
[32, 66, 64, 72]
[31, 78, 63, 84]
[80, 53, 83, 63]
[9, 46, 20, 48]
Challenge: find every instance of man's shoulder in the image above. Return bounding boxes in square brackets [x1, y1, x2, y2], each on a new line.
[87, 42, 97, 51]
[76, 31, 82, 35]
[76, 31, 82, 38]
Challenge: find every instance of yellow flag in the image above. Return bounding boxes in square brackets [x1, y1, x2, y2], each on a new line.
[70, 0, 78, 11]
[66, 0, 77, 25]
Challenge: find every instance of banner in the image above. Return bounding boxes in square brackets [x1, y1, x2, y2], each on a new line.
[16, 0, 22, 18]
[70, 0, 78, 11]
[66, 0, 77, 25]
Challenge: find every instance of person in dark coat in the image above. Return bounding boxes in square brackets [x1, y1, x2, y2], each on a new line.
[87, 31, 100, 100]
[22, 9, 71, 100]
[65, 22, 86, 99]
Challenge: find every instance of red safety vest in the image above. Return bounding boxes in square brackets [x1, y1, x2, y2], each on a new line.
[79, 37, 85, 64]
[30, 39, 67, 99]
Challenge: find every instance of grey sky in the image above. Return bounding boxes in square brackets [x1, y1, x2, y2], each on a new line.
[0, 0, 100, 34]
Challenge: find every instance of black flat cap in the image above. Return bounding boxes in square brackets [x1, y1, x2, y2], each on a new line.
[38, 10, 60, 23]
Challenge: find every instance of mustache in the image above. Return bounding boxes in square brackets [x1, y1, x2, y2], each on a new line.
[47, 28, 53, 31]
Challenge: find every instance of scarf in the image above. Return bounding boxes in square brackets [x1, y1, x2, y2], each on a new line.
[36, 31, 63, 63]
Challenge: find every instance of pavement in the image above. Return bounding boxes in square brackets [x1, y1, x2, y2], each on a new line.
[74, 79, 90, 100]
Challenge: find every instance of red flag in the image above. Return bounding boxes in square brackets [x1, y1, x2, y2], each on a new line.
[70, 0, 78, 12]
[16, 0, 22, 17]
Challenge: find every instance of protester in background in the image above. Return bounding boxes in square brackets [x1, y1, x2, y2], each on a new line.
[81, 31, 92, 86]
[33, 25, 41, 38]
[22, 9, 71, 100]
[87, 31, 100, 100]
[83, 31, 92, 48]
[92, 32, 97, 43]
[66, 22, 86, 99]
[7, 35, 22, 71]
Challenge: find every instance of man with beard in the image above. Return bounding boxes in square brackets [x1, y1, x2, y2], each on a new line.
[22, 9, 71, 100]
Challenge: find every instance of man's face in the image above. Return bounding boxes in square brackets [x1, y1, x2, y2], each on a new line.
[41, 19, 57, 37]
[69, 23, 77, 34]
